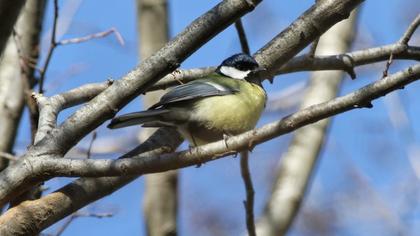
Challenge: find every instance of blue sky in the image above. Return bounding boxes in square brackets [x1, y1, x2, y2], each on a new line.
[13, 0, 419, 235]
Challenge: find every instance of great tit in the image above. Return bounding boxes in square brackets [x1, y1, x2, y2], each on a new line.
[108, 53, 266, 146]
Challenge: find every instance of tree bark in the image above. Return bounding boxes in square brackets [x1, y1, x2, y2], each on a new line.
[0, 0, 364, 234]
[137, 0, 178, 235]
[0, 0, 26, 57]
[0, 0, 47, 170]
[256, 10, 359, 236]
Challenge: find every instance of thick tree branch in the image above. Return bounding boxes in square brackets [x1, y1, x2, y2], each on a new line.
[0, 0, 363, 228]
[33, 81, 113, 144]
[147, 44, 420, 91]
[0, 0, 47, 170]
[15, 64, 420, 178]
[0, 128, 183, 236]
[256, 11, 359, 235]
[44, 0, 263, 156]
[0, 0, 265, 208]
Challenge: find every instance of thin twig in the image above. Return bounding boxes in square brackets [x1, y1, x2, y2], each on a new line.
[234, 19, 250, 55]
[399, 14, 420, 45]
[38, 0, 59, 94]
[235, 18, 256, 235]
[54, 211, 113, 236]
[38, 2, 124, 94]
[308, 37, 320, 58]
[240, 151, 256, 236]
[382, 53, 394, 78]
[57, 27, 125, 46]
[86, 131, 97, 159]
[146, 44, 420, 92]
[0, 152, 18, 162]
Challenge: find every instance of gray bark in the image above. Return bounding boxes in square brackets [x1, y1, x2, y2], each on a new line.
[0, 0, 365, 234]
[0, 0, 26, 57]
[0, 0, 47, 170]
[137, 0, 178, 235]
[256, 11, 359, 236]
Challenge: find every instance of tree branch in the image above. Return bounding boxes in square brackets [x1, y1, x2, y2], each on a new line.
[240, 151, 256, 236]
[33, 81, 113, 144]
[0, 0, 47, 170]
[256, 11, 359, 235]
[234, 16, 256, 236]
[0, 0, 26, 56]
[0, 128, 183, 235]
[136, 0, 179, 235]
[38, 0, 59, 94]
[146, 43, 420, 92]
[399, 14, 420, 45]
[234, 18, 250, 55]
[17, 64, 420, 179]
[0, 0, 363, 228]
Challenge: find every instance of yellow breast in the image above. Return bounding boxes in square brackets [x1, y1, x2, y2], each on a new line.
[192, 80, 266, 134]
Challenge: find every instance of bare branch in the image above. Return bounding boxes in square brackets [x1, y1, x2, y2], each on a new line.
[0, 152, 18, 162]
[399, 14, 420, 45]
[38, 0, 59, 94]
[0, 0, 267, 209]
[146, 44, 420, 92]
[18, 64, 420, 179]
[256, 11, 359, 235]
[234, 18, 255, 235]
[0, 0, 47, 169]
[382, 53, 394, 79]
[54, 210, 113, 236]
[46, 0, 265, 156]
[234, 19, 250, 54]
[57, 27, 125, 46]
[0, 0, 363, 229]
[0, 0, 26, 56]
[34, 81, 113, 144]
[0, 63, 413, 236]
[86, 131, 97, 159]
[0, 128, 183, 235]
[240, 151, 256, 236]
[137, 0, 178, 235]
[308, 38, 320, 58]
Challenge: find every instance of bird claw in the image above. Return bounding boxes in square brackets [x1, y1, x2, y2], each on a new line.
[223, 133, 231, 149]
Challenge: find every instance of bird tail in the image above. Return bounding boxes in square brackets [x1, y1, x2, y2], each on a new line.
[107, 109, 170, 129]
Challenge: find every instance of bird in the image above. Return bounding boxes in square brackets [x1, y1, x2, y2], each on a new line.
[108, 53, 267, 146]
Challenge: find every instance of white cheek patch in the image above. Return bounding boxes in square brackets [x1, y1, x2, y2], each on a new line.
[220, 66, 250, 80]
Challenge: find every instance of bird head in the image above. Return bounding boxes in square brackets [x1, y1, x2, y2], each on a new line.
[216, 53, 265, 80]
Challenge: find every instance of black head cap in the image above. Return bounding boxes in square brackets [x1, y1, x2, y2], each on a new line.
[218, 53, 260, 72]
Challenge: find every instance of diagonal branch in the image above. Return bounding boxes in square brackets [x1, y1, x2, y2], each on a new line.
[399, 14, 420, 45]
[20, 64, 420, 178]
[3, 63, 418, 235]
[0, 128, 183, 235]
[0, 0, 363, 226]
[33, 81, 113, 144]
[147, 44, 420, 91]
[45, 0, 265, 156]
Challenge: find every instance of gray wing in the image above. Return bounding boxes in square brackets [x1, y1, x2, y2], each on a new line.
[149, 80, 238, 109]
